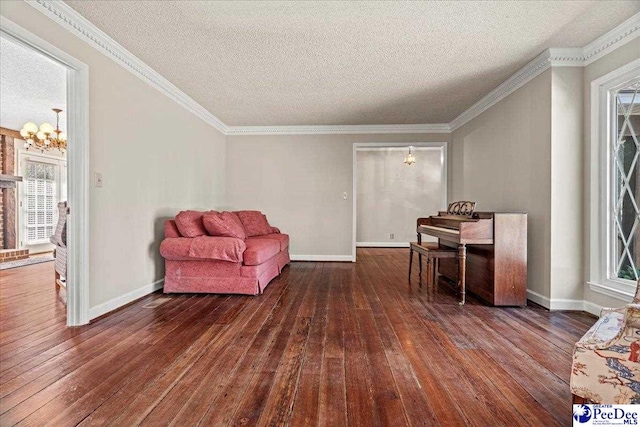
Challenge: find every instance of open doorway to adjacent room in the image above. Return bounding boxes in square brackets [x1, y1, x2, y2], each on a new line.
[0, 18, 89, 326]
[0, 35, 68, 303]
[352, 143, 448, 260]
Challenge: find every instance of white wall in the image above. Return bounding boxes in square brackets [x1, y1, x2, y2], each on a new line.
[450, 70, 552, 299]
[356, 147, 445, 245]
[227, 134, 449, 259]
[549, 67, 584, 302]
[0, 2, 227, 312]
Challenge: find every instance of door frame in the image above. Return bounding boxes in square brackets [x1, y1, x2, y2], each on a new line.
[1, 17, 90, 326]
[352, 142, 448, 262]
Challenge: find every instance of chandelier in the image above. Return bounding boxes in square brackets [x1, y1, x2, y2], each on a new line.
[404, 146, 416, 165]
[20, 108, 67, 152]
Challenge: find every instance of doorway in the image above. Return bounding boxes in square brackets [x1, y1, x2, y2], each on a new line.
[352, 142, 447, 261]
[0, 17, 90, 326]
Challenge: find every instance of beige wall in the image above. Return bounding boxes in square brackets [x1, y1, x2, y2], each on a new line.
[450, 70, 552, 299]
[226, 133, 449, 258]
[550, 67, 584, 301]
[451, 40, 640, 308]
[583, 39, 640, 309]
[356, 147, 446, 244]
[1, 2, 226, 310]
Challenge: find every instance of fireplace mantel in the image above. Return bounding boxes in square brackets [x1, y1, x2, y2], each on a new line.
[0, 174, 22, 189]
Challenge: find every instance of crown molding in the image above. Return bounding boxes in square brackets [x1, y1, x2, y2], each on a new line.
[225, 123, 451, 136]
[23, 2, 640, 137]
[583, 12, 640, 66]
[547, 48, 585, 67]
[25, 0, 228, 134]
[450, 13, 640, 131]
[449, 50, 553, 131]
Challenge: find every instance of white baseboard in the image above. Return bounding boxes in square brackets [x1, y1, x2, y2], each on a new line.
[548, 298, 586, 311]
[527, 289, 603, 314]
[290, 254, 355, 262]
[527, 289, 551, 309]
[88, 279, 164, 320]
[356, 242, 409, 248]
[583, 301, 603, 317]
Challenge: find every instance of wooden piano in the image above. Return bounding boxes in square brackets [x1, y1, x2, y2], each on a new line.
[417, 212, 527, 306]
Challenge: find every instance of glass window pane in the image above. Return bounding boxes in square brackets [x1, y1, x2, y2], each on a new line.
[613, 81, 640, 281]
[23, 160, 58, 244]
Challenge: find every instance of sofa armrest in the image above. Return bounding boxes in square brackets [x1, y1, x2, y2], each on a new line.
[623, 304, 640, 330]
[160, 237, 193, 260]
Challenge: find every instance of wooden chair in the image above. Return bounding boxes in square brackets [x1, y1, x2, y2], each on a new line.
[408, 242, 457, 288]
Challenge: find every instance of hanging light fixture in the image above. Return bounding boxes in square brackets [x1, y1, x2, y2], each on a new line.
[404, 146, 416, 165]
[20, 108, 67, 153]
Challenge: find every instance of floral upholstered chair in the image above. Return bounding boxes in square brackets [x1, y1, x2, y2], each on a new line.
[570, 280, 640, 404]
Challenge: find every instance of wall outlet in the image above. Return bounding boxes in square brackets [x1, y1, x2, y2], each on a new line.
[342, 192, 348, 200]
[94, 172, 103, 188]
[389, 233, 394, 239]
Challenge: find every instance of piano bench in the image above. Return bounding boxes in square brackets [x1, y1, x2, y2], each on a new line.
[409, 242, 457, 288]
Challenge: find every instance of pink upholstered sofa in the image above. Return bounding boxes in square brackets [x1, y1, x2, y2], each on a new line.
[160, 210, 290, 295]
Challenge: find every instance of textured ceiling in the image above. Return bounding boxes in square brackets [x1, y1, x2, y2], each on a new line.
[0, 36, 67, 133]
[64, 1, 640, 126]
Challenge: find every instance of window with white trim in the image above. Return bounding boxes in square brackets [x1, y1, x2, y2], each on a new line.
[612, 81, 640, 281]
[589, 60, 640, 300]
[24, 160, 57, 244]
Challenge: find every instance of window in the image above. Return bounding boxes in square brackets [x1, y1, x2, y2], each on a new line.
[24, 160, 57, 244]
[589, 59, 640, 300]
[612, 81, 640, 281]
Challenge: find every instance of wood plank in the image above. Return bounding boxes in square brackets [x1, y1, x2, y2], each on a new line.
[0, 250, 597, 426]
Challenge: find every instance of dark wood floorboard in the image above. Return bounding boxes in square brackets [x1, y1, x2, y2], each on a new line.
[0, 249, 596, 426]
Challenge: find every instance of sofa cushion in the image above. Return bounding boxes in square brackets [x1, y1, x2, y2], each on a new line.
[202, 211, 247, 240]
[188, 236, 245, 263]
[175, 210, 210, 238]
[251, 233, 289, 251]
[243, 238, 280, 266]
[235, 210, 273, 237]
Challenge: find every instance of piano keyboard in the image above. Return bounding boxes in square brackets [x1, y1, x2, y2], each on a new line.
[419, 225, 460, 235]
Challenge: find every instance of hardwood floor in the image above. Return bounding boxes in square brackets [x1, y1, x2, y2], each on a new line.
[0, 249, 595, 426]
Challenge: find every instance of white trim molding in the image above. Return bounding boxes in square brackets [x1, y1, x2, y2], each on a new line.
[356, 242, 410, 248]
[583, 301, 603, 317]
[583, 13, 640, 66]
[588, 281, 636, 302]
[88, 279, 164, 320]
[449, 13, 640, 131]
[225, 123, 451, 136]
[526, 289, 602, 315]
[290, 255, 354, 262]
[588, 59, 640, 300]
[1, 16, 91, 327]
[449, 50, 555, 131]
[25, 0, 228, 134]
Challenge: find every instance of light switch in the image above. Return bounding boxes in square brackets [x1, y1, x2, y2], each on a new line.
[94, 172, 103, 188]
